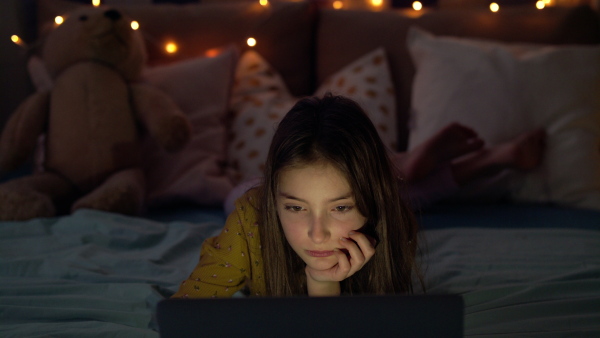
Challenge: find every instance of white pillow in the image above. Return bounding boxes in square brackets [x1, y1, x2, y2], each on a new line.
[407, 27, 600, 210]
[228, 48, 396, 183]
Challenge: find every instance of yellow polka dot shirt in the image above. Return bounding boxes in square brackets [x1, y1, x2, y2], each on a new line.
[172, 190, 265, 298]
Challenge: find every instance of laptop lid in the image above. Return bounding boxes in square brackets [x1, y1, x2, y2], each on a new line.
[157, 294, 463, 338]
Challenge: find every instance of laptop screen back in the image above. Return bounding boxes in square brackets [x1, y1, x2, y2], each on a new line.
[157, 295, 463, 338]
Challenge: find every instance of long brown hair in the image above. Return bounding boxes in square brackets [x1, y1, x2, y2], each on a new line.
[259, 94, 420, 296]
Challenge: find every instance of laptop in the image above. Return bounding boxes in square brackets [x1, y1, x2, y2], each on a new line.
[156, 294, 464, 338]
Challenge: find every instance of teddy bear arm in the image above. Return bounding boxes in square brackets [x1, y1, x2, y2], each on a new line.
[130, 83, 191, 152]
[0, 91, 50, 173]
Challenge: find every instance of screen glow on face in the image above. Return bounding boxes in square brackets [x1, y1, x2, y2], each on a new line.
[277, 163, 367, 271]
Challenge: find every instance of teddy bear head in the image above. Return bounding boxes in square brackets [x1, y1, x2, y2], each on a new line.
[42, 6, 146, 82]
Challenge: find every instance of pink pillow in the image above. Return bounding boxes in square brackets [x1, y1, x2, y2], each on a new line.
[141, 47, 238, 207]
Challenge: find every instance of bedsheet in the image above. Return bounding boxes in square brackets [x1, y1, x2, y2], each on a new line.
[0, 209, 223, 337]
[0, 207, 598, 337]
[422, 228, 600, 336]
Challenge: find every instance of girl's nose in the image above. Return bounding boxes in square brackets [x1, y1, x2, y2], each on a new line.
[308, 214, 330, 244]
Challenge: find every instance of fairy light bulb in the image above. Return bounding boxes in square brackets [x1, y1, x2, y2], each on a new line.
[11, 34, 28, 49]
[247, 37, 257, 47]
[130, 21, 140, 30]
[259, 0, 268, 6]
[165, 42, 178, 54]
[333, 1, 343, 9]
[536, 0, 545, 8]
[412, 1, 423, 10]
[371, 0, 383, 7]
[205, 48, 220, 57]
[55, 16, 64, 25]
[489, 2, 499, 12]
[92, 0, 101, 7]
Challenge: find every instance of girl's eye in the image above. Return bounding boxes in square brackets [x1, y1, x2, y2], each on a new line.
[284, 205, 303, 212]
[334, 205, 353, 213]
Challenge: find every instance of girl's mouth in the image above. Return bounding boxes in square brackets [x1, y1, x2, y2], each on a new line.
[306, 250, 334, 257]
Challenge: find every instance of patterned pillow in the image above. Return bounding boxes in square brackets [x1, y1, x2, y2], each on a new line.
[228, 48, 396, 184]
[314, 49, 397, 150]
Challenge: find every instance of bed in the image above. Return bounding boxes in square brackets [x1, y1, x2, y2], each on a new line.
[1, 0, 600, 336]
[1, 204, 599, 337]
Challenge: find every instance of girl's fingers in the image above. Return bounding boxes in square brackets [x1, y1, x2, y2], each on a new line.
[347, 231, 376, 260]
[338, 237, 366, 276]
[306, 249, 352, 282]
[333, 248, 351, 275]
[340, 237, 364, 264]
[309, 232, 378, 282]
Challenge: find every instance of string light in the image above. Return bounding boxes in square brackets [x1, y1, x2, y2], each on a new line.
[205, 48, 221, 57]
[165, 42, 178, 54]
[130, 21, 140, 30]
[536, 0, 545, 8]
[55, 16, 64, 25]
[371, 0, 383, 6]
[247, 37, 257, 47]
[259, 0, 268, 6]
[92, 0, 101, 7]
[412, 1, 423, 10]
[333, 1, 343, 9]
[10, 35, 26, 47]
[489, 2, 499, 12]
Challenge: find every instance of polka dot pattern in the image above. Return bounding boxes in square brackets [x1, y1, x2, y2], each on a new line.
[315, 48, 397, 150]
[172, 190, 265, 298]
[228, 48, 396, 184]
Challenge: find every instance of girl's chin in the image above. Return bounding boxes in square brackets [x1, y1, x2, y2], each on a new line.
[305, 258, 338, 271]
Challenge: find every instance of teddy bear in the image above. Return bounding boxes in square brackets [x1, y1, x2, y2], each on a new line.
[0, 6, 191, 221]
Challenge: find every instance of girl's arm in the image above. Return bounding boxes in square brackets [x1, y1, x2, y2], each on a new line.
[172, 198, 257, 298]
[172, 235, 250, 298]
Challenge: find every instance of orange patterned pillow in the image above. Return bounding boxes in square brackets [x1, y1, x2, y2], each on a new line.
[315, 48, 396, 150]
[228, 48, 396, 183]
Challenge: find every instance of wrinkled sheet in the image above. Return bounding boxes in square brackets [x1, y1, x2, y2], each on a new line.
[0, 209, 223, 337]
[422, 228, 600, 337]
[1, 208, 599, 337]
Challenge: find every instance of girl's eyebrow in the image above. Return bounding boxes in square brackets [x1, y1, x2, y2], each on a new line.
[278, 192, 353, 203]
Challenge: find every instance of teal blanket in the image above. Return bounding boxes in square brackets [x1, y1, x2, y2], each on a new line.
[423, 228, 600, 336]
[0, 209, 222, 337]
[1, 209, 599, 337]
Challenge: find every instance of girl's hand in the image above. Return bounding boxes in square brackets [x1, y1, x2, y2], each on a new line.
[305, 231, 376, 295]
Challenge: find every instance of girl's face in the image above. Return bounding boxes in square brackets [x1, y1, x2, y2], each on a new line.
[276, 162, 367, 271]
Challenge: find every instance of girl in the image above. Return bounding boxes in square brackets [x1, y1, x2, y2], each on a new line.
[173, 94, 420, 298]
[225, 125, 546, 214]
